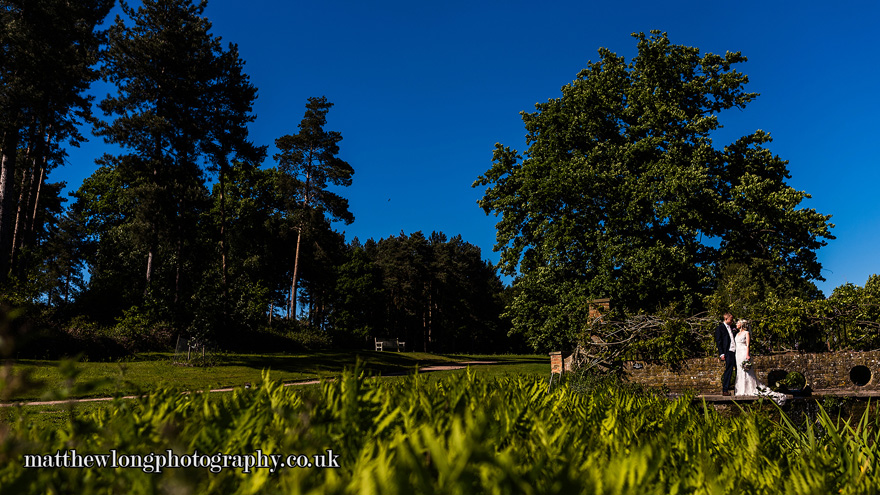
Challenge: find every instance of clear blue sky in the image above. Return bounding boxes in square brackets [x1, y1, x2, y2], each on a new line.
[60, 0, 880, 297]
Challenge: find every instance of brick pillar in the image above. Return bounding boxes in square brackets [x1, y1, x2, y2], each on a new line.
[550, 351, 563, 374]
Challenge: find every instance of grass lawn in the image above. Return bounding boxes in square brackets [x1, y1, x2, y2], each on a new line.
[1, 351, 547, 402]
[0, 352, 547, 431]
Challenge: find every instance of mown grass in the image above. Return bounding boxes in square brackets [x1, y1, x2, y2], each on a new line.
[0, 353, 546, 435]
[1, 352, 546, 402]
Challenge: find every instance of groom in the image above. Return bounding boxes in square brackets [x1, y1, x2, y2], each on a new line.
[714, 312, 737, 396]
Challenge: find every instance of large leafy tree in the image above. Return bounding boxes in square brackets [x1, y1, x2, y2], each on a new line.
[475, 31, 834, 351]
[274, 97, 354, 320]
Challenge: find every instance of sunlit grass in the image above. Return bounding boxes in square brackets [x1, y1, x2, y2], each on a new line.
[2, 352, 547, 401]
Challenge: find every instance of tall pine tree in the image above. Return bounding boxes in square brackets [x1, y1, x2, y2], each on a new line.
[274, 97, 354, 320]
[0, 0, 112, 286]
[87, 0, 261, 325]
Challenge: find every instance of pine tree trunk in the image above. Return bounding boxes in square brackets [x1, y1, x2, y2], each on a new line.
[0, 129, 20, 283]
[28, 126, 52, 236]
[145, 110, 163, 298]
[219, 167, 229, 327]
[288, 159, 313, 321]
[220, 174, 228, 291]
[428, 287, 433, 352]
[173, 193, 187, 313]
[174, 233, 182, 306]
[65, 265, 71, 303]
[423, 281, 431, 352]
[10, 124, 47, 277]
[288, 227, 302, 320]
[27, 163, 44, 244]
[145, 248, 155, 296]
[9, 143, 32, 271]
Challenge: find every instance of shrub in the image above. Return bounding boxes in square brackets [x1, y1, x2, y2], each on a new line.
[111, 306, 174, 353]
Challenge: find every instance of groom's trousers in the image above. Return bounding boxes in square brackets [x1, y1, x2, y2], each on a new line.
[721, 350, 736, 393]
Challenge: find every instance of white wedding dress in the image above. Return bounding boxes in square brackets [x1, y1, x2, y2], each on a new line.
[734, 331, 786, 405]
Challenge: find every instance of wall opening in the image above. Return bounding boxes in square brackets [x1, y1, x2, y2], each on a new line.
[767, 370, 789, 392]
[850, 365, 871, 387]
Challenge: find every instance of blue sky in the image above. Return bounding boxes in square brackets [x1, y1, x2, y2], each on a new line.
[60, 0, 880, 296]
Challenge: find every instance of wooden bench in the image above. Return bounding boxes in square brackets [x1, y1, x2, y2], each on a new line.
[374, 338, 405, 352]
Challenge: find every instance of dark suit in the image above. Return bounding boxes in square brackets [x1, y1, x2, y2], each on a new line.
[714, 322, 736, 393]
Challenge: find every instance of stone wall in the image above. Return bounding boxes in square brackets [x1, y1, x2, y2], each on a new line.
[621, 351, 880, 393]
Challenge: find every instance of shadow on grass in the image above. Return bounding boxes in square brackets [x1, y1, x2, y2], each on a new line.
[219, 351, 478, 377]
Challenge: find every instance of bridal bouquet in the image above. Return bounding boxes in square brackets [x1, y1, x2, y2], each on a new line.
[741, 359, 753, 371]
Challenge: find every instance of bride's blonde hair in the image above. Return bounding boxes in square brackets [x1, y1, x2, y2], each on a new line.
[736, 319, 750, 330]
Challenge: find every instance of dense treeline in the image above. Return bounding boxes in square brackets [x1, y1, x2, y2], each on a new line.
[1, 0, 113, 294]
[334, 233, 512, 353]
[0, 0, 514, 355]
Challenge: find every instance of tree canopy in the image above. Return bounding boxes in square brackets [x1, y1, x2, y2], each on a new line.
[475, 31, 835, 351]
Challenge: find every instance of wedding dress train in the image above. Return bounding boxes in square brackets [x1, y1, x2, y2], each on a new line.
[734, 331, 786, 405]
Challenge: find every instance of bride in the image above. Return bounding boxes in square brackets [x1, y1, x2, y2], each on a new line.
[734, 319, 786, 405]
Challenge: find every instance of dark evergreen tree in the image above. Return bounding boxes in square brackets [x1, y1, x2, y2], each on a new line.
[3, 179, 73, 307]
[428, 233, 509, 353]
[0, 0, 112, 286]
[208, 164, 294, 332]
[33, 196, 88, 308]
[202, 43, 266, 319]
[295, 214, 345, 330]
[373, 232, 431, 350]
[329, 239, 384, 346]
[274, 97, 354, 320]
[84, 0, 262, 332]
